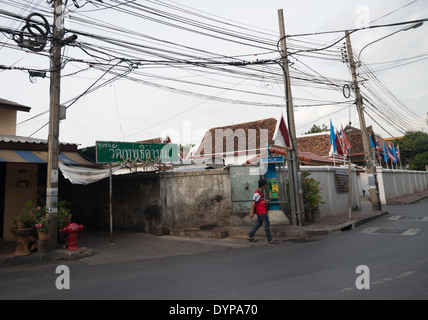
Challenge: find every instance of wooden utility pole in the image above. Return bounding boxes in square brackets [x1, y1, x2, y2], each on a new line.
[345, 31, 381, 211]
[278, 9, 304, 225]
[46, 0, 64, 243]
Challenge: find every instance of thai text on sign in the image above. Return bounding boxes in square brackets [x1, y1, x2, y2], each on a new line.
[96, 141, 178, 163]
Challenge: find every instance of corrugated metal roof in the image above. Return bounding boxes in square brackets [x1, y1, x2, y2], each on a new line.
[0, 135, 76, 146]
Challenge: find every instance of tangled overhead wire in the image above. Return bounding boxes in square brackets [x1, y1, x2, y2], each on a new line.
[13, 12, 49, 52]
[47, 0, 104, 9]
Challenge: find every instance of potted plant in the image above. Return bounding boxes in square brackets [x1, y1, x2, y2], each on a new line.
[35, 213, 51, 240]
[10, 200, 38, 256]
[12, 200, 36, 228]
[12, 212, 36, 229]
[302, 172, 325, 223]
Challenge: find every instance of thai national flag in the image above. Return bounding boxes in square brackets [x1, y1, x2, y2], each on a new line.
[392, 144, 398, 163]
[375, 140, 381, 160]
[387, 142, 396, 162]
[339, 125, 351, 155]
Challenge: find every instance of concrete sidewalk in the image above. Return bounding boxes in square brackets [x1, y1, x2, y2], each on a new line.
[1, 190, 427, 268]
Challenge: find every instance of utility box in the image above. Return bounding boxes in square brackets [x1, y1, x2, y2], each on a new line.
[229, 165, 259, 213]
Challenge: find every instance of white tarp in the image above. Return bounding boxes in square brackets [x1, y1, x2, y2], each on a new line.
[59, 163, 123, 185]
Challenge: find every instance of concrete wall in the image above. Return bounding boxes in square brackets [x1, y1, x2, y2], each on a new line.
[300, 166, 360, 218]
[164, 169, 232, 229]
[62, 169, 233, 233]
[0, 109, 17, 135]
[57, 165, 363, 234]
[375, 168, 428, 204]
[164, 166, 361, 229]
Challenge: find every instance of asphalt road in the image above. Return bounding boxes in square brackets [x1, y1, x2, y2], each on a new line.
[1, 199, 427, 301]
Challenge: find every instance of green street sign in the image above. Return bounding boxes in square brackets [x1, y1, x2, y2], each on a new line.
[95, 141, 178, 163]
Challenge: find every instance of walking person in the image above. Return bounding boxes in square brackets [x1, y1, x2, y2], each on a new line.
[248, 179, 280, 244]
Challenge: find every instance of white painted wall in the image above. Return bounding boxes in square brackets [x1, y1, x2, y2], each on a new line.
[300, 166, 361, 218]
[366, 168, 428, 205]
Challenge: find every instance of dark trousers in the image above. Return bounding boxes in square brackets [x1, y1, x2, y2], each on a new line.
[249, 214, 272, 242]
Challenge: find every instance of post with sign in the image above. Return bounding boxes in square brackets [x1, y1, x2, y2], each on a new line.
[95, 141, 178, 242]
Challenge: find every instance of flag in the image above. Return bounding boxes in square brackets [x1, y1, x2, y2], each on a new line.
[273, 114, 290, 148]
[375, 140, 381, 160]
[369, 135, 375, 148]
[330, 120, 337, 154]
[387, 142, 396, 162]
[335, 131, 344, 155]
[338, 125, 351, 156]
[396, 145, 401, 162]
[163, 135, 171, 144]
[383, 141, 388, 162]
[392, 144, 398, 163]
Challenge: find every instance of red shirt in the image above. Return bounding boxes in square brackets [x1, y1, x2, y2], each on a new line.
[253, 189, 267, 214]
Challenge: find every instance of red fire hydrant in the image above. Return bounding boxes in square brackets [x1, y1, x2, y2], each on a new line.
[60, 222, 84, 250]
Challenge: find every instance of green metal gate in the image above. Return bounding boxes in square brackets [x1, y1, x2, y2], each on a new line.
[229, 165, 260, 213]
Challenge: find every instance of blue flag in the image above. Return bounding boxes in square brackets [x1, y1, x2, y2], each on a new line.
[383, 141, 388, 162]
[392, 144, 398, 163]
[330, 120, 337, 153]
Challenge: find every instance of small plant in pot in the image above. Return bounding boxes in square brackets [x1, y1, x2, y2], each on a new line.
[35, 214, 52, 240]
[302, 172, 325, 223]
[12, 200, 36, 228]
[12, 212, 36, 229]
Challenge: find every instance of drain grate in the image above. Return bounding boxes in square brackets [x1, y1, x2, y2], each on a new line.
[361, 227, 420, 236]
[389, 215, 428, 221]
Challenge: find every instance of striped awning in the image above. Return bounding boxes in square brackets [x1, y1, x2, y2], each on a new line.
[0, 150, 95, 166]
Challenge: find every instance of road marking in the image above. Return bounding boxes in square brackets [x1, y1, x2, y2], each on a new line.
[389, 215, 428, 221]
[360, 227, 420, 236]
[340, 271, 417, 293]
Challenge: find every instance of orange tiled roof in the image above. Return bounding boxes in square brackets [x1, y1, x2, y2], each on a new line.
[194, 118, 277, 156]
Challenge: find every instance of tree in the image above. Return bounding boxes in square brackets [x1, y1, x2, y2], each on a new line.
[394, 131, 428, 171]
[304, 124, 329, 134]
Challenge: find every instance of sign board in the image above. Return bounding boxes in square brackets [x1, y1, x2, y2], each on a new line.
[335, 169, 349, 193]
[95, 141, 178, 164]
[260, 156, 285, 164]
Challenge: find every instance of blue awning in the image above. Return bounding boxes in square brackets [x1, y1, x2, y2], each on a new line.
[0, 150, 95, 166]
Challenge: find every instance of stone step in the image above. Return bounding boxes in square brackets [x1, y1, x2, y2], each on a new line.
[170, 228, 229, 239]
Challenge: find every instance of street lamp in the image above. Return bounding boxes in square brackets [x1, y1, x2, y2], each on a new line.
[357, 22, 423, 63]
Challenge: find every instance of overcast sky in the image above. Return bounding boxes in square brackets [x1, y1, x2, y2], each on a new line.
[1, 0, 427, 148]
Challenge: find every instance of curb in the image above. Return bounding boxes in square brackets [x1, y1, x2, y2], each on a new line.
[306, 210, 389, 236]
[0, 250, 62, 268]
[388, 193, 428, 205]
[0, 247, 95, 268]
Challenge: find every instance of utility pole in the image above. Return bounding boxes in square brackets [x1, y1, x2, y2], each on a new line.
[46, 0, 64, 245]
[345, 31, 382, 211]
[278, 9, 304, 225]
